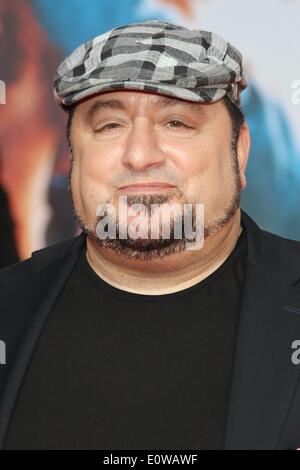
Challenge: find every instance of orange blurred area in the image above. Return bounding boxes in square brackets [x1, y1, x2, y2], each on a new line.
[0, 0, 69, 259]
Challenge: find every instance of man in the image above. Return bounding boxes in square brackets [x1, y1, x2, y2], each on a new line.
[0, 19, 300, 450]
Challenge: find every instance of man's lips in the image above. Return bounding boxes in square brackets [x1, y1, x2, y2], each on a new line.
[117, 182, 177, 193]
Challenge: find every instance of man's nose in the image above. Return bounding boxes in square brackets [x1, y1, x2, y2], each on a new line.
[121, 118, 166, 172]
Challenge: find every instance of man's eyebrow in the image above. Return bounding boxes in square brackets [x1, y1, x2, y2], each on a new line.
[152, 95, 207, 116]
[85, 99, 127, 123]
[85, 95, 206, 123]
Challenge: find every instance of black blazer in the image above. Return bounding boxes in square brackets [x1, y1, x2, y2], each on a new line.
[0, 185, 19, 269]
[1, 209, 300, 450]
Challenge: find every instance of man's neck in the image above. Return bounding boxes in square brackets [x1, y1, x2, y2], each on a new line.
[85, 210, 243, 296]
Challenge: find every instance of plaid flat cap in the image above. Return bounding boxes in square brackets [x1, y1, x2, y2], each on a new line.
[53, 19, 248, 110]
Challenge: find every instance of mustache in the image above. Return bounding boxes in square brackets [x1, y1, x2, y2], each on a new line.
[110, 188, 183, 208]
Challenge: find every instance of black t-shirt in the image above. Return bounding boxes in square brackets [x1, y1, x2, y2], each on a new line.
[4, 228, 248, 450]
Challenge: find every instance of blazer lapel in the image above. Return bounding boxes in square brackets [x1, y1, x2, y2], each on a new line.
[224, 210, 300, 449]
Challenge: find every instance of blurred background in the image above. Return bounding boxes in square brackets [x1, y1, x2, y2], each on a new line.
[0, 0, 300, 266]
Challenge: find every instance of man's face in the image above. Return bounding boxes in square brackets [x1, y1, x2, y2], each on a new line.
[69, 89, 248, 260]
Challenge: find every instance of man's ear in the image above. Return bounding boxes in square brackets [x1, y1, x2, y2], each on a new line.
[237, 122, 251, 190]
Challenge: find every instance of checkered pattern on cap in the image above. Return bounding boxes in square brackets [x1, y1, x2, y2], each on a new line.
[53, 19, 247, 109]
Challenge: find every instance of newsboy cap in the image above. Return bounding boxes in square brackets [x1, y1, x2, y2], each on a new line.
[53, 19, 247, 110]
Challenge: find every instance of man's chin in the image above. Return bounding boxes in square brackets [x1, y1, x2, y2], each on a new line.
[87, 232, 187, 261]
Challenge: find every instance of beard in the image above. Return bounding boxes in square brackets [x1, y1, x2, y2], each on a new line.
[68, 154, 242, 261]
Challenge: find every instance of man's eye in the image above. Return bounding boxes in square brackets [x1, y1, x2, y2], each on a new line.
[167, 120, 189, 128]
[95, 123, 120, 132]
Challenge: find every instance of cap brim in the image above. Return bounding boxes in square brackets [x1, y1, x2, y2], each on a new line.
[57, 79, 229, 110]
